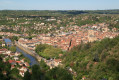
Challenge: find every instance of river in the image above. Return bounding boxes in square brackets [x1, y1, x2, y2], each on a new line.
[4, 38, 38, 66]
[16, 47, 38, 66]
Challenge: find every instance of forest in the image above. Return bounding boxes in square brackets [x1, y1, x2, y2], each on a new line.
[63, 36, 119, 80]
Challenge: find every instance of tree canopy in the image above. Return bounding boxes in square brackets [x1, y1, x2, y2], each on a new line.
[35, 44, 62, 59]
[9, 46, 16, 53]
[63, 36, 119, 80]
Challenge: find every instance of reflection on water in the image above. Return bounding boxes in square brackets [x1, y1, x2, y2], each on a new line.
[16, 47, 38, 66]
[4, 38, 38, 66]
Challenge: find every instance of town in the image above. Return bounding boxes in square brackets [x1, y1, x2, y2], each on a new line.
[1, 23, 118, 51]
[0, 39, 30, 77]
[0, 10, 119, 80]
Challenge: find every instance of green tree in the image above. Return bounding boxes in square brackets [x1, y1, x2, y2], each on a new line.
[35, 44, 47, 53]
[40, 60, 50, 72]
[23, 71, 31, 80]
[9, 46, 16, 53]
[35, 44, 62, 59]
[9, 36, 19, 41]
[46, 67, 73, 80]
[9, 68, 20, 79]
[31, 65, 42, 80]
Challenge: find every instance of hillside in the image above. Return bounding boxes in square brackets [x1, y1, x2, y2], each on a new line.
[63, 36, 119, 80]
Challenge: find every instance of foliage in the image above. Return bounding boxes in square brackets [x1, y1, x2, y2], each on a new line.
[9, 68, 20, 79]
[24, 61, 49, 80]
[1, 10, 119, 34]
[35, 44, 62, 59]
[0, 56, 11, 79]
[35, 44, 48, 53]
[46, 67, 73, 80]
[0, 35, 2, 39]
[39, 60, 50, 72]
[31, 65, 42, 80]
[9, 46, 16, 53]
[23, 63, 72, 80]
[63, 36, 119, 80]
[23, 71, 31, 80]
[9, 36, 19, 41]
[0, 55, 23, 80]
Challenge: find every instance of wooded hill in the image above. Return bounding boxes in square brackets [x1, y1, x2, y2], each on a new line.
[63, 36, 119, 80]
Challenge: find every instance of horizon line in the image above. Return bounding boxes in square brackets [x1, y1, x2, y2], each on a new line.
[0, 9, 119, 11]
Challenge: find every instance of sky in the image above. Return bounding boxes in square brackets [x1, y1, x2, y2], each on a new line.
[0, 0, 119, 10]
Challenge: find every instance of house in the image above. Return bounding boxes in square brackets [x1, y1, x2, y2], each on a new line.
[8, 60, 15, 63]
[16, 61, 21, 64]
[19, 62, 24, 66]
[19, 66, 27, 72]
[24, 62, 30, 67]
[3, 57, 6, 62]
[0, 48, 7, 53]
[54, 59, 62, 63]
[15, 52, 21, 56]
[6, 51, 11, 55]
[21, 59, 24, 63]
[82, 76, 86, 80]
[14, 56, 19, 61]
[59, 54, 63, 57]
[2, 71, 7, 75]
[19, 70, 25, 77]
[11, 65, 15, 70]
[10, 53, 15, 57]
[2, 42, 5, 47]
[16, 61, 23, 66]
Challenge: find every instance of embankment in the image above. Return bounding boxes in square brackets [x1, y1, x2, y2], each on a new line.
[15, 41, 42, 62]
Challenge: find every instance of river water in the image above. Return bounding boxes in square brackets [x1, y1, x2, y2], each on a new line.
[4, 38, 38, 66]
[16, 47, 38, 66]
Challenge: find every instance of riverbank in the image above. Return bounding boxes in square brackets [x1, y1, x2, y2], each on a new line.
[16, 47, 38, 66]
[15, 41, 62, 69]
[15, 41, 42, 62]
[2, 38, 32, 77]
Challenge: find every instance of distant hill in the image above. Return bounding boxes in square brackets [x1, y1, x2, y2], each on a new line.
[63, 36, 119, 80]
[0, 10, 119, 17]
[58, 9, 119, 15]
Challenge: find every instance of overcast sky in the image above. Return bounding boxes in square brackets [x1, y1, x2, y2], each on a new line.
[0, 0, 119, 10]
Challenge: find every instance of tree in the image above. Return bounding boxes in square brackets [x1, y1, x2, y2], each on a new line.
[0, 36, 2, 39]
[106, 58, 119, 72]
[9, 46, 16, 53]
[9, 68, 20, 79]
[93, 53, 99, 62]
[10, 36, 19, 41]
[40, 60, 50, 72]
[46, 67, 73, 80]
[31, 65, 42, 80]
[35, 44, 47, 53]
[23, 71, 31, 80]
[35, 44, 62, 59]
